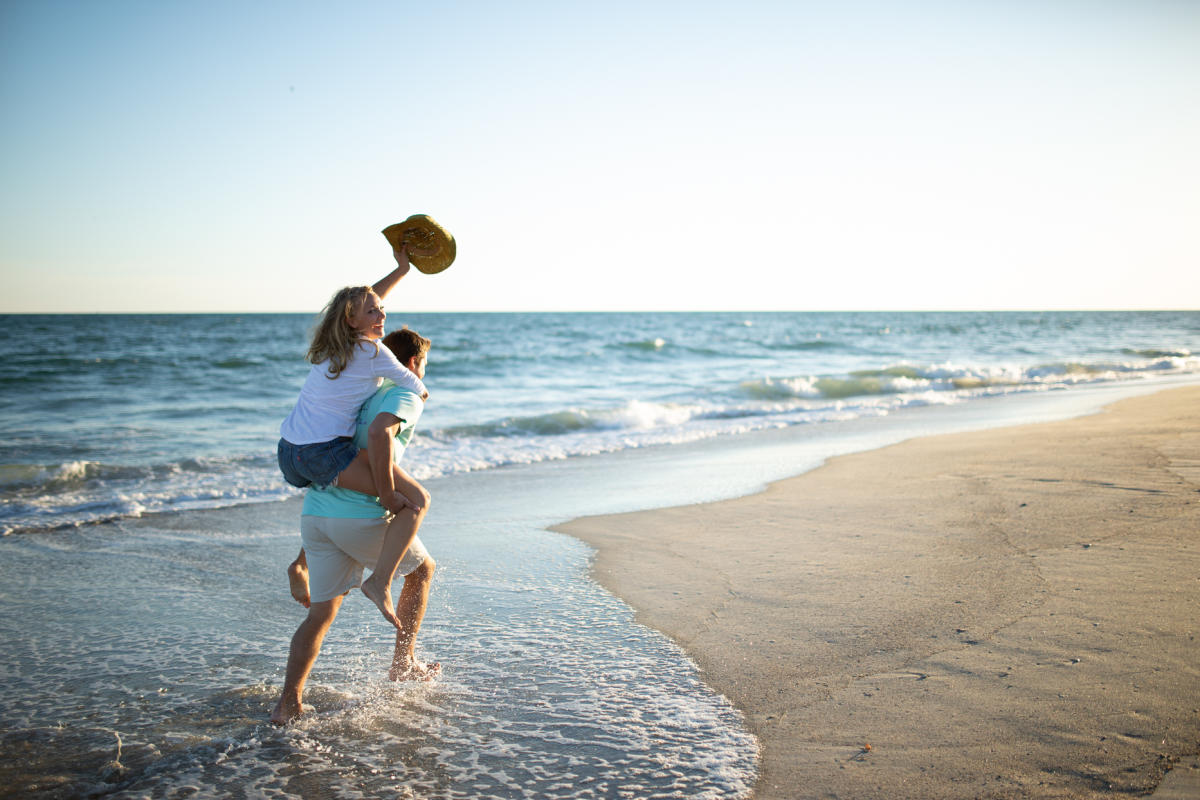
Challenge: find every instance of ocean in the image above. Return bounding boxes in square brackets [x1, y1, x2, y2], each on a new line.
[1, 310, 1198, 798]
[4, 311, 1198, 537]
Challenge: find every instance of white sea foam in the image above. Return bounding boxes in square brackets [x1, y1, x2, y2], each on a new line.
[8, 354, 1200, 536]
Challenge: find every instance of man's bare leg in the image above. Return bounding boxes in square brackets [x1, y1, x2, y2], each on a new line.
[287, 549, 309, 608]
[389, 557, 441, 681]
[271, 595, 344, 725]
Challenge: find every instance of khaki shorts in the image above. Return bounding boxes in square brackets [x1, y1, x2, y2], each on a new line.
[300, 515, 430, 604]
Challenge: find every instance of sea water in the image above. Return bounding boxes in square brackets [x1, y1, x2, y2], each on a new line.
[1, 310, 1198, 798]
[3, 310, 1198, 536]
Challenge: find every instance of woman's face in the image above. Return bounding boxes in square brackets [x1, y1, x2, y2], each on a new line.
[347, 292, 386, 339]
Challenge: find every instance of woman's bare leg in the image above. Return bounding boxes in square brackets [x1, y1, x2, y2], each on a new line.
[334, 450, 423, 509]
[287, 455, 417, 612]
[360, 469, 431, 630]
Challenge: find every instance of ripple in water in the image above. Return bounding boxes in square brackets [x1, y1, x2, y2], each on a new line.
[0, 518, 758, 799]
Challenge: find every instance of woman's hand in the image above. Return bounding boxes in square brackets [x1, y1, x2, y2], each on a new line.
[391, 243, 414, 273]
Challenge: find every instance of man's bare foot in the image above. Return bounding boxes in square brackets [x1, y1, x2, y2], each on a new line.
[360, 574, 403, 629]
[287, 560, 310, 608]
[389, 660, 441, 682]
[270, 695, 303, 726]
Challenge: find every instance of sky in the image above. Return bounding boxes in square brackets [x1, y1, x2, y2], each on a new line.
[1, 0, 1198, 313]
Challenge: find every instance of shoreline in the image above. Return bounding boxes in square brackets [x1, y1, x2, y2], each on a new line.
[554, 385, 1200, 799]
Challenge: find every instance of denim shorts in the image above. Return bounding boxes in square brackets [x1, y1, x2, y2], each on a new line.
[278, 436, 359, 489]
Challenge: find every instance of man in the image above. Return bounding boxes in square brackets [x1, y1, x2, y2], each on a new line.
[271, 327, 438, 726]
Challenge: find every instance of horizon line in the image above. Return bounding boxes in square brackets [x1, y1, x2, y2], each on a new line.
[2, 308, 1197, 315]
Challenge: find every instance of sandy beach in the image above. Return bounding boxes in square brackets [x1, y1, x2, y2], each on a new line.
[555, 386, 1200, 799]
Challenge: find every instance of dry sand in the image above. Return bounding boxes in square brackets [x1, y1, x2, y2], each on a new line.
[554, 386, 1200, 799]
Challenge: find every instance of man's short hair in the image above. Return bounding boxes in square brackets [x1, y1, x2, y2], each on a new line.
[382, 327, 431, 364]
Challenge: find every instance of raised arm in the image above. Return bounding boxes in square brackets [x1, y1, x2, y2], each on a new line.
[373, 243, 413, 300]
[374, 235, 442, 299]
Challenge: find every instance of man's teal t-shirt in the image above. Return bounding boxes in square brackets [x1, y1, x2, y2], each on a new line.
[302, 380, 424, 518]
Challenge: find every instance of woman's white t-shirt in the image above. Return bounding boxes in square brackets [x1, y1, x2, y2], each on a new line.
[279, 340, 427, 444]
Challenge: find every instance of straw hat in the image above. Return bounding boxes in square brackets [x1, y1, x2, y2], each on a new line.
[381, 214, 456, 274]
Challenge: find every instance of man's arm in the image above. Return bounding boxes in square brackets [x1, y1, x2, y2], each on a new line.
[367, 411, 404, 511]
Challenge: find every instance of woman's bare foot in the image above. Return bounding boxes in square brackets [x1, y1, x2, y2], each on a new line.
[270, 694, 303, 726]
[360, 574, 403, 629]
[287, 560, 310, 608]
[389, 659, 441, 682]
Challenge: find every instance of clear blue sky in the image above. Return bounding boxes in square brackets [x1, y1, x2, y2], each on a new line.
[2, 0, 1197, 312]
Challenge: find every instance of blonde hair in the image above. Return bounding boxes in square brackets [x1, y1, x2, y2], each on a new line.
[308, 286, 379, 377]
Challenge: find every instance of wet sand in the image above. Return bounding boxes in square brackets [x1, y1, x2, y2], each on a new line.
[555, 386, 1200, 799]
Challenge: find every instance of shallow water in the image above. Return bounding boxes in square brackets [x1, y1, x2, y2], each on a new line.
[0, 466, 760, 799]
